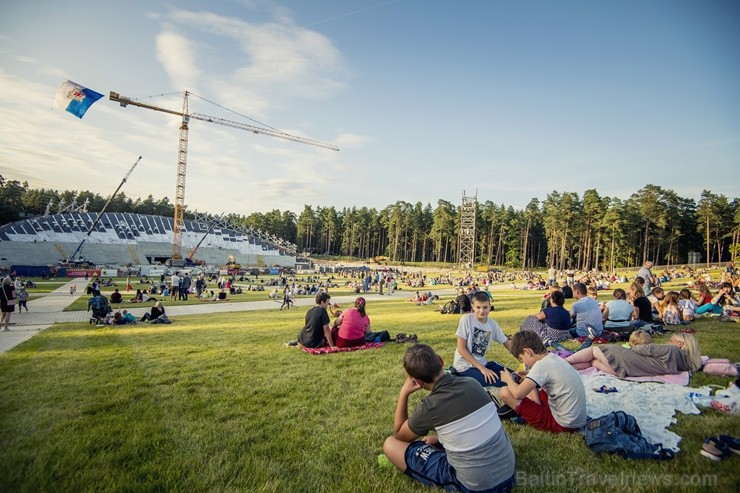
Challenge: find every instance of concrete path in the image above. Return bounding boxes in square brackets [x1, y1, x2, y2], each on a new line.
[0, 278, 457, 354]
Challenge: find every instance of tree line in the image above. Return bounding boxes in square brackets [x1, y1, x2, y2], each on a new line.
[2, 176, 738, 268]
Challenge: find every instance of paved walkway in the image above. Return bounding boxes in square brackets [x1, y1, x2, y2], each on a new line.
[0, 278, 457, 354]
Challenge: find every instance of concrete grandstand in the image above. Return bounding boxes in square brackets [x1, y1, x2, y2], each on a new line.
[0, 212, 296, 269]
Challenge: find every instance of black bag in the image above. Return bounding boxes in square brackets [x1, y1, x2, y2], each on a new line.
[365, 330, 391, 343]
[584, 411, 674, 460]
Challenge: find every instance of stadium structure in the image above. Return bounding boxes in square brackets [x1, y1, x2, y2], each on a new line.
[0, 212, 297, 272]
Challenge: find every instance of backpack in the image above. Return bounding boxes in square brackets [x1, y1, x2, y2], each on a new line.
[584, 411, 675, 460]
[439, 300, 459, 314]
[365, 330, 391, 343]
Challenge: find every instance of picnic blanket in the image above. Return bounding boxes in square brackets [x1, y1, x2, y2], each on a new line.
[578, 369, 710, 452]
[301, 342, 386, 355]
[577, 366, 691, 385]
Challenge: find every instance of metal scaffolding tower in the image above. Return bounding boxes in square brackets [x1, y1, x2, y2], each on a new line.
[458, 190, 477, 267]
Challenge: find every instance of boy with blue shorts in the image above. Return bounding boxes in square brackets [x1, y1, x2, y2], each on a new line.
[452, 291, 514, 387]
[383, 344, 516, 492]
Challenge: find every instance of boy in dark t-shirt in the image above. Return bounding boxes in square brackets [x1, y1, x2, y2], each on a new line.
[296, 292, 334, 348]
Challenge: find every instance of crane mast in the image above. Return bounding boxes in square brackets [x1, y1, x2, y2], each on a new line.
[109, 90, 338, 260]
[173, 93, 189, 260]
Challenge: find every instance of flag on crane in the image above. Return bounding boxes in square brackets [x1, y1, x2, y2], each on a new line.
[53, 80, 104, 119]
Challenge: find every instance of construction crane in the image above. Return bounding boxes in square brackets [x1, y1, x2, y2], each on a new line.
[186, 213, 225, 265]
[109, 91, 339, 260]
[68, 156, 143, 263]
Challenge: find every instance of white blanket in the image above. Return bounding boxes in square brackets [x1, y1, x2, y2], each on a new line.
[580, 372, 710, 452]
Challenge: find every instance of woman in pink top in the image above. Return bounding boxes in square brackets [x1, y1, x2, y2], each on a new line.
[331, 297, 371, 348]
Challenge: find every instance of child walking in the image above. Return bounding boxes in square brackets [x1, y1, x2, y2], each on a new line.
[498, 331, 588, 433]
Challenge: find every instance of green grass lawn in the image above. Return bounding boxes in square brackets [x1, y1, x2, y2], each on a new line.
[1, 284, 738, 492]
[62, 276, 456, 311]
[12, 278, 71, 301]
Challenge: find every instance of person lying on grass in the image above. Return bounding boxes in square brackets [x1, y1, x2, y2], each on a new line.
[451, 291, 515, 388]
[498, 331, 587, 433]
[383, 344, 516, 493]
[564, 332, 702, 378]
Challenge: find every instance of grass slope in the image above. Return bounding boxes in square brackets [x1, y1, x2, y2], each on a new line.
[1, 285, 738, 492]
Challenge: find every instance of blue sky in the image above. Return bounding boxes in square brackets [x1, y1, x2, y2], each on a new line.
[1, 0, 738, 215]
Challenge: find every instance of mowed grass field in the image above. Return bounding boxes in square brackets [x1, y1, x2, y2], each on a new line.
[0, 281, 739, 492]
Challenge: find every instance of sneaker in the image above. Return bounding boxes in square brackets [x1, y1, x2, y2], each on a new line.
[542, 336, 554, 348]
[406, 334, 418, 343]
[485, 386, 504, 407]
[651, 324, 666, 335]
[586, 325, 598, 339]
[700, 437, 728, 461]
[497, 404, 519, 420]
[718, 435, 740, 455]
[395, 333, 407, 344]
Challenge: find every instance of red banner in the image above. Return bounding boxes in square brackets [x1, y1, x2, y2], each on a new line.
[66, 269, 101, 277]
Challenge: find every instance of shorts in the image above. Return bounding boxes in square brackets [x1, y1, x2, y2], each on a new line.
[515, 389, 578, 433]
[404, 441, 515, 493]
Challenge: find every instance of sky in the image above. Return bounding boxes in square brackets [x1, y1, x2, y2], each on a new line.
[1, 0, 739, 217]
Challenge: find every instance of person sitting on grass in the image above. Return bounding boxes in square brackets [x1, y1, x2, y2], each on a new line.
[628, 283, 653, 329]
[696, 282, 739, 316]
[678, 288, 698, 322]
[647, 286, 666, 321]
[330, 297, 371, 348]
[569, 282, 604, 349]
[110, 288, 123, 304]
[519, 290, 572, 349]
[131, 289, 144, 303]
[383, 344, 516, 493]
[141, 301, 166, 322]
[498, 331, 587, 433]
[455, 287, 472, 314]
[564, 333, 702, 378]
[602, 288, 634, 336]
[660, 291, 683, 325]
[696, 283, 713, 306]
[451, 291, 514, 388]
[296, 292, 335, 348]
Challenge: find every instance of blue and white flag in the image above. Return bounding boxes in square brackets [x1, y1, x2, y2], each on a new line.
[53, 80, 104, 119]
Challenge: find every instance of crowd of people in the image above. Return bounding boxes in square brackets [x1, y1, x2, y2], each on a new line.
[288, 260, 740, 492]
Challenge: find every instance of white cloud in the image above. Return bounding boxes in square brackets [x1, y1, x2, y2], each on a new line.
[155, 29, 200, 91]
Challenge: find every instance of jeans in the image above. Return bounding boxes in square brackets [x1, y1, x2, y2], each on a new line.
[696, 303, 722, 315]
[570, 327, 593, 349]
[453, 361, 511, 387]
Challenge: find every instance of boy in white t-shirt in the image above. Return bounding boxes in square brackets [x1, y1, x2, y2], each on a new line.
[452, 291, 514, 387]
[499, 331, 587, 433]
